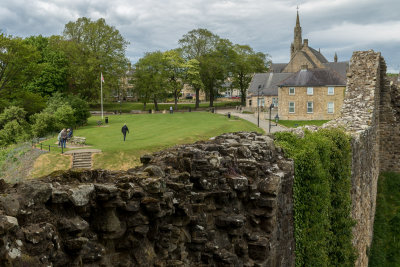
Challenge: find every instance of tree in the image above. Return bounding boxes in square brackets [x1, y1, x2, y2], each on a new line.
[62, 17, 129, 100]
[163, 50, 185, 110]
[183, 59, 203, 104]
[179, 29, 219, 108]
[231, 45, 269, 105]
[0, 106, 30, 147]
[133, 51, 167, 110]
[24, 35, 69, 97]
[200, 38, 234, 107]
[0, 33, 40, 99]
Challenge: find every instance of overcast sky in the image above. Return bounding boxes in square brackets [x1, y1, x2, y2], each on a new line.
[1, 0, 399, 72]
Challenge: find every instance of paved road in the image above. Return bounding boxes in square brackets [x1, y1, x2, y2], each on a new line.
[216, 109, 287, 133]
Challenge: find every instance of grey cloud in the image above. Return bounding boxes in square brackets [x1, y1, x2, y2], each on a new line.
[1, 0, 399, 71]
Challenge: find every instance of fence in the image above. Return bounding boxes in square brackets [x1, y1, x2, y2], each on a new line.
[31, 137, 66, 154]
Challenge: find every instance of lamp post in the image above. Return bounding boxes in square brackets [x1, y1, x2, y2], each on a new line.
[257, 85, 261, 127]
[269, 103, 274, 133]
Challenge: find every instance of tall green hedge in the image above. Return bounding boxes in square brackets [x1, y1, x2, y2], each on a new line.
[275, 128, 356, 267]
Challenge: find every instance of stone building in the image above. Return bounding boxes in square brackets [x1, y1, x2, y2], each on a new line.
[247, 11, 348, 119]
[278, 66, 346, 120]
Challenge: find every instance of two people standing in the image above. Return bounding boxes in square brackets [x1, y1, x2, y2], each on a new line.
[58, 128, 73, 148]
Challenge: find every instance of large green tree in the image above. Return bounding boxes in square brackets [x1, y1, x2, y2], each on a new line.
[133, 51, 167, 110]
[163, 50, 185, 110]
[231, 45, 269, 105]
[179, 29, 218, 108]
[0, 33, 40, 101]
[62, 17, 129, 100]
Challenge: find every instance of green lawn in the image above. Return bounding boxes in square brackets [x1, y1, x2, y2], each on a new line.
[278, 120, 330, 128]
[89, 101, 241, 112]
[34, 112, 262, 175]
[369, 172, 400, 266]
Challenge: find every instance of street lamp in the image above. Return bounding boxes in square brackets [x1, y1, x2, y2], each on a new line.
[257, 85, 261, 127]
[269, 103, 274, 133]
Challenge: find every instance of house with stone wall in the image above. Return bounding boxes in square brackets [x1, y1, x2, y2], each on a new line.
[247, 11, 348, 119]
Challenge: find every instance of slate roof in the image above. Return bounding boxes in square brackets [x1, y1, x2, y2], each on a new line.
[278, 68, 346, 87]
[248, 73, 293, 97]
[323, 61, 349, 79]
[309, 47, 328, 63]
[270, 63, 287, 73]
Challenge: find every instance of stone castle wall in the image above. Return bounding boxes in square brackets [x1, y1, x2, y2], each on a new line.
[0, 133, 295, 267]
[324, 50, 400, 267]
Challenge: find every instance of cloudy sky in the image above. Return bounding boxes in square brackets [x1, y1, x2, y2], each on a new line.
[1, 0, 399, 72]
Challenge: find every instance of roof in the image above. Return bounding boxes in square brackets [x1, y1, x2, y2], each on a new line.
[270, 63, 287, 73]
[248, 72, 293, 96]
[323, 61, 349, 79]
[278, 68, 346, 87]
[308, 47, 328, 63]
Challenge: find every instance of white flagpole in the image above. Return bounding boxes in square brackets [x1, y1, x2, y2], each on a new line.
[101, 72, 104, 120]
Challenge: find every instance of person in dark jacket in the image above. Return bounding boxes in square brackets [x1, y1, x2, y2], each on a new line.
[121, 124, 129, 141]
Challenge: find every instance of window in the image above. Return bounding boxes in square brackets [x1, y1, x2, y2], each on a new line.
[307, 101, 313, 113]
[289, 87, 295, 95]
[258, 98, 265, 107]
[328, 87, 335, 95]
[249, 99, 252, 106]
[328, 102, 334, 113]
[289, 102, 295, 113]
[272, 97, 278, 107]
[113, 90, 119, 97]
[307, 87, 314, 95]
[127, 90, 133, 97]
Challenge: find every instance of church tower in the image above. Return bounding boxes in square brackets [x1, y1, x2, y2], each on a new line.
[291, 10, 302, 58]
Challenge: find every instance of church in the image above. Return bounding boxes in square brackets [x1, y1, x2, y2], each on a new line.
[247, 11, 348, 120]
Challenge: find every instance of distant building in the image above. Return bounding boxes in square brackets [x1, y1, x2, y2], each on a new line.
[247, 11, 348, 120]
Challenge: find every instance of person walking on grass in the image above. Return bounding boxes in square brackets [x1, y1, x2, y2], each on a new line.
[121, 123, 129, 141]
[60, 128, 67, 148]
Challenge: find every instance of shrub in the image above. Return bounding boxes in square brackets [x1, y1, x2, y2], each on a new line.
[275, 128, 355, 267]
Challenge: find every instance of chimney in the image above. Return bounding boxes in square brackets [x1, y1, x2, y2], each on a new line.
[303, 39, 308, 47]
[301, 64, 308, 71]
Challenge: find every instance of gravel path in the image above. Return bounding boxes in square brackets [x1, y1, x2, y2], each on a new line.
[216, 109, 287, 133]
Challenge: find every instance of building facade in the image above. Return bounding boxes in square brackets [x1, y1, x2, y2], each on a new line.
[247, 11, 348, 120]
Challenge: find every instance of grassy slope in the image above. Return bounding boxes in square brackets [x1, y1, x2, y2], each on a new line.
[33, 112, 262, 175]
[278, 120, 330, 128]
[369, 172, 400, 266]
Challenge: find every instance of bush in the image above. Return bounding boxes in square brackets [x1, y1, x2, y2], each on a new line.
[275, 128, 355, 267]
[0, 106, 31, 147]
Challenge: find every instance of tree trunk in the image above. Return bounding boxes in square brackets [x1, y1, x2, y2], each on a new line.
[241, 88, 246, 106]
[174, 90, 178, 110]
[209, 88, 214, 107]
[195, 88, 200, 109]
[143, 102, 147, 110]
[153, 97, 159, 111]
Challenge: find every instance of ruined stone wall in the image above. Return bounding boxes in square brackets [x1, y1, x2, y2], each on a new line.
[324, 50, 388, 267]
[0, 132, 294, 267]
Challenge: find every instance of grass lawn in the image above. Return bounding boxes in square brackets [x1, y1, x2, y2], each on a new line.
[277, 120, 330, 128]
[89, 101, 241, 112]
[369, 172, 400, 266]
[32, 112, 263, 176]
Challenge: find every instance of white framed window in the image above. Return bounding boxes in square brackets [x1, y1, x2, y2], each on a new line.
[289, 102, 295, 113]
[328, 102, 334, 113]
[258, 98, 265, 107]
[328, 87, 335, 95]
[307, 87, 314, 95]
[272, 97, 278, 107]
[307, 101, 313, 113]
[289, 87, 295, 95]
[127, 90, 133, 97]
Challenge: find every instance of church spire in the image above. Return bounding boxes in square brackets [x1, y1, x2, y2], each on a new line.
[291, 8, 303, 58]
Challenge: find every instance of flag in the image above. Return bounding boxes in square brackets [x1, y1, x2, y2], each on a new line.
[101, 72, 105, 83]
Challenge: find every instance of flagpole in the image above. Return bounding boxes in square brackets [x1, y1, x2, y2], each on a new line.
[101, 72, 103, 120]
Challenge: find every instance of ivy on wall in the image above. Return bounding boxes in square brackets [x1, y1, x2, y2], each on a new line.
[275, 128, 356, 267]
